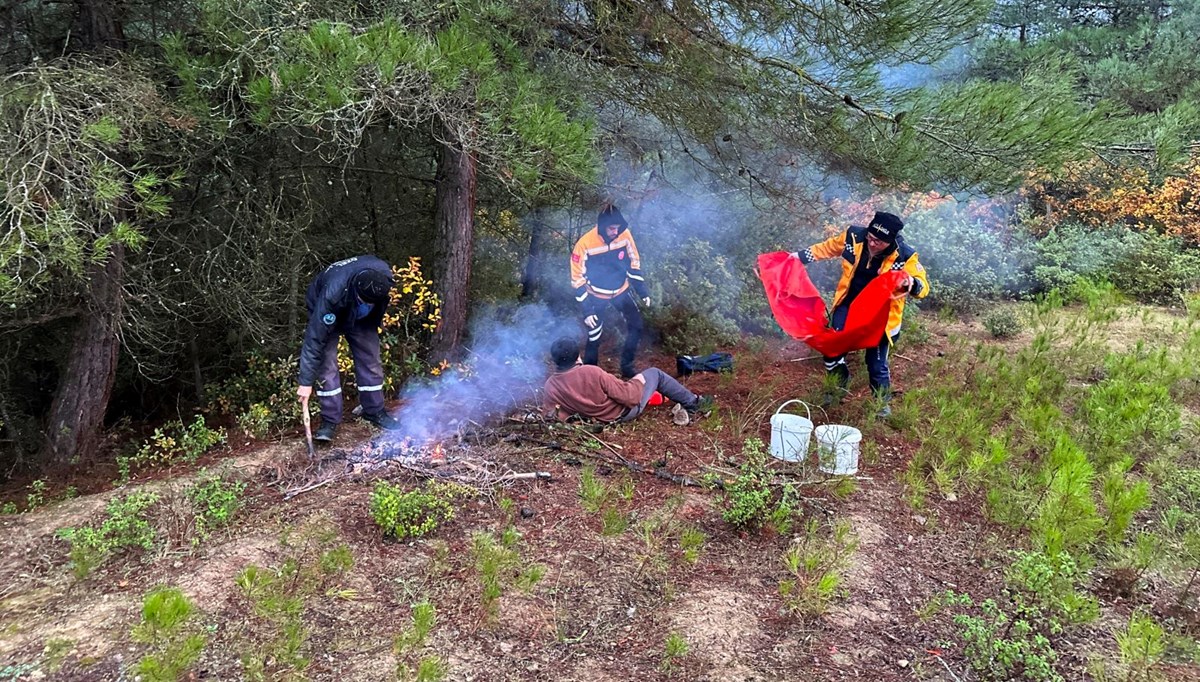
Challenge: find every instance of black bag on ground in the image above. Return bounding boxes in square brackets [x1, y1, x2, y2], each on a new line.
[676, 352, 734, 375]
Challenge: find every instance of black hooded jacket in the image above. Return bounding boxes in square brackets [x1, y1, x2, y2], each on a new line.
[298, 255, 391, 386]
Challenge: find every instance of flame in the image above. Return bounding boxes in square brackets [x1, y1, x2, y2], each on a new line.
[430, 443, 445, 462]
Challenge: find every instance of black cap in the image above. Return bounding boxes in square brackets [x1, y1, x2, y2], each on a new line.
[867, 211, 904, 243]
[551, 336, 581, 370]
[353, 269, 392, 304]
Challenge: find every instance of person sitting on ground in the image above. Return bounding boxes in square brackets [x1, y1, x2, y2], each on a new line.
[542, 336, 713, 425]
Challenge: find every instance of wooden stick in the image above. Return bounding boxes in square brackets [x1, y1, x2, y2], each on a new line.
[300, 396, 316, 461]
[283, 476, 339, 500]
[496, 471, 553, 482]
[933, 655, 963, 682]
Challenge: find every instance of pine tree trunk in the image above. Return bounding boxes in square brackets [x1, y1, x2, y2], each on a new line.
[43, 245, 125, 466]
[520, 215, 549, 301]
[430, 120, 477, 357]
[73, 0, 127, 51]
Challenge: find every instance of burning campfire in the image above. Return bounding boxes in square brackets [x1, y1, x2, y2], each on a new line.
[336, 435, 453, 472]
[280, 407, 552, 501]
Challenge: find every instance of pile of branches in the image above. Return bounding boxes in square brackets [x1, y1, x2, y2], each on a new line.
[277, 415, 554, 499]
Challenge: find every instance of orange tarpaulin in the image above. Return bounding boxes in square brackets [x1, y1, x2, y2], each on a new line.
[756, 251, 906, 357]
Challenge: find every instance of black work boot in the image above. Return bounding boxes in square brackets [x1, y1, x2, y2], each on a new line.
[686, 395, 715, 417]
[314, 423, 337, 443]
[362, 410, 402, 431]
[819, 386, 850, 408]
[873, 390, 893, 419]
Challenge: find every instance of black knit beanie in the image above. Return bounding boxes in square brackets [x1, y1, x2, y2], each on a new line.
[551, 336, 581, 370]
[598, 205, 627, 229]
[353, 269, 393, 304]
[867, 211, 904, 243]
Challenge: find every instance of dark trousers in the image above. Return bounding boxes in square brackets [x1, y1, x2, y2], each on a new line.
[583, 290, 644, 375]
[315, 322, 385, 424]
[824, 304, 897, 397]
[618, 368, 697, 422]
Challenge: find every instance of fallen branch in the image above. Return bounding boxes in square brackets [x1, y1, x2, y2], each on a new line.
[653, 468, 708, 487]
[496, 471, 553, 483]
[932, 655, 963, 682]
[283, 476, 342, 500]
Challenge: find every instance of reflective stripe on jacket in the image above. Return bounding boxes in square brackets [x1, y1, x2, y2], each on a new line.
[570, 226, 648, 307]
[799, 226, 930, 336]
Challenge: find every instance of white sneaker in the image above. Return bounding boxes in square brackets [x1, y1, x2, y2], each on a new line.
[670, 402, 690, 426]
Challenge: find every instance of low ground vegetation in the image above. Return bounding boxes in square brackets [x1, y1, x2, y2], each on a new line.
[2, 287, 1200, 680]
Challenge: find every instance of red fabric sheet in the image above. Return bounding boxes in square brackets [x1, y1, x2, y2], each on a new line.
[756, 251, 906, 357]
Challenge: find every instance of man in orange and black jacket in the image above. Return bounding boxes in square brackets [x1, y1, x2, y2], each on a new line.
[570, 206, 649, 379]
[794, 211, 930, 416]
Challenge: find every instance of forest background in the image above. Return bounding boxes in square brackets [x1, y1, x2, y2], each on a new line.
[4, 0, 1200, 474]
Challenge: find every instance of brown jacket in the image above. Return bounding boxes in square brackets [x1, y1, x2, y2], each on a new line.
[543, 365, 643, 423]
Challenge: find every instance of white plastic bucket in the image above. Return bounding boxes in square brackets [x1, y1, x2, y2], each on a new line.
[769, 400, 814, 463]
[814, 424, 862, 475]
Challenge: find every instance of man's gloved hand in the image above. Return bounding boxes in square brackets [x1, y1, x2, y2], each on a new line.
[584, 314, 599, 329]
[891, 274, 914, 300]
[297, 385, 313, 400]
[790, 252, 800, 259]
[642, 297, 651, 307]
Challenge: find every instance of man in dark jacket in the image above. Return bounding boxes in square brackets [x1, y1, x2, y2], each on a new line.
[296, 255, 402, 442]
[570, 205, 650, 379]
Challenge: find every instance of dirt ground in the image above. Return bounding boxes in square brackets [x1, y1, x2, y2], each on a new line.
[1, 306, 1197, 681]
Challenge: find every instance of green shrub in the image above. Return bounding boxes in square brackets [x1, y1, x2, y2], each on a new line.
[953, 595, 1064, 682]
[1031, 438, 1104, 556]
[778, 518, 858, 617]
[1005, 551, 1099, 627]
[644, 238, 742, 354]
[206, 352, 306, 434]
[1030, 223, 1134, 294]
[236, 515, 353, 678]
[186, 473, 246, 541]
[57, 491, 160, 578]
[25, 479, 47, 510]
[236, 403, 273, 439]
[897, 301, 931, 347]
[984, 308, 1023, 338]
[679, 526, 706, 564]
[135, 415, 226, 467]
[1116, 611, 1165, 680]
[600, 506, 630, 536]
[393, 602, 449, 679]
[394, 601, 436, 654]
[578, 464, 609, 514]
[661, 632, 689, 673]
[369, 481, 456, 539]
[904, 202, 1035, 312]
[720, 439, 775, 530]
[1032, 223, 1200, 305]
[132, 586, 207, 682]
[471, 527, 545, 621]
[1109, 232, 1200, 306]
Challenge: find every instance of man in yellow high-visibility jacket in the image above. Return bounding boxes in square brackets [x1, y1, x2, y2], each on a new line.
[794, 211, 931, 416]
[570, 206, 649, 379]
